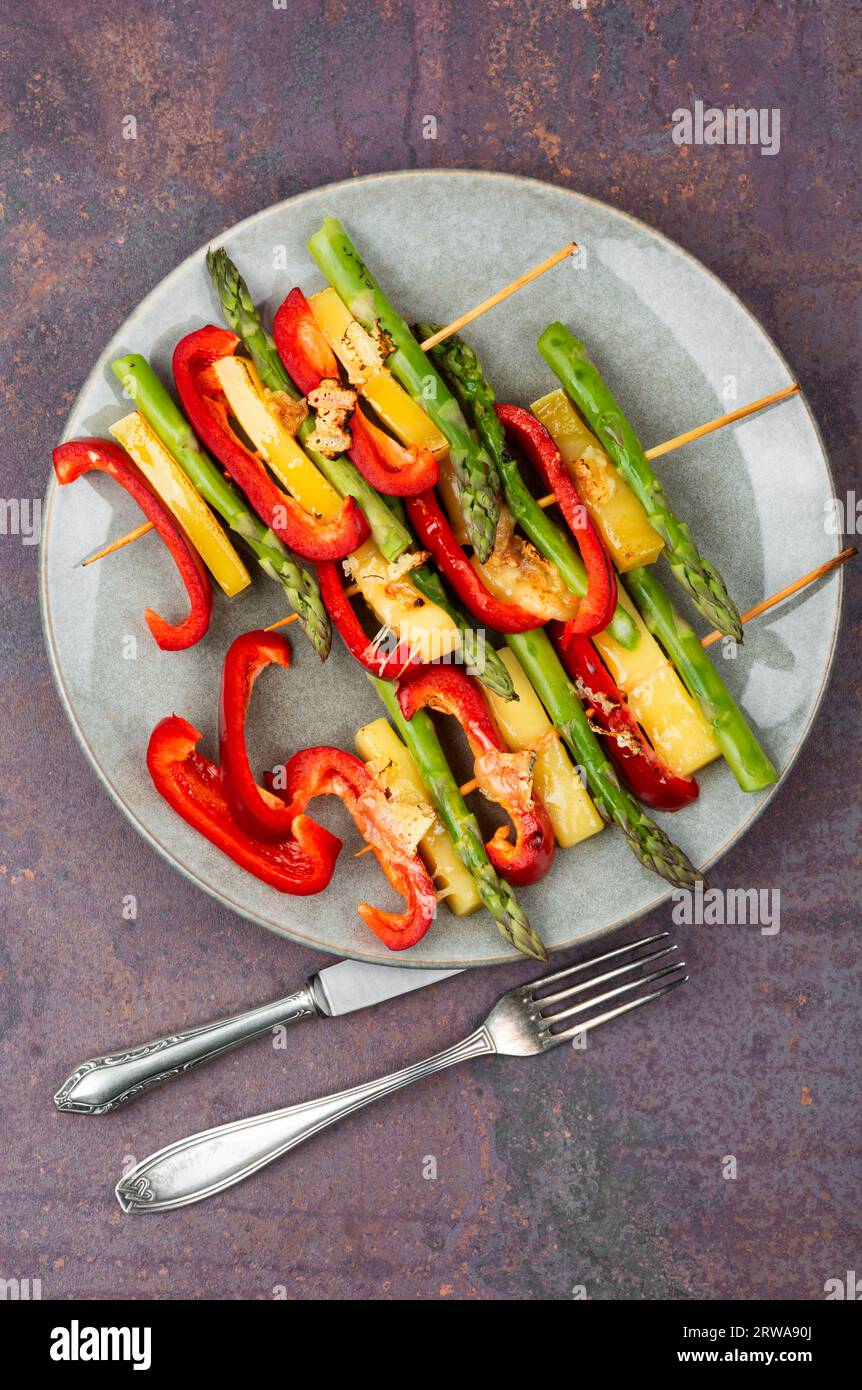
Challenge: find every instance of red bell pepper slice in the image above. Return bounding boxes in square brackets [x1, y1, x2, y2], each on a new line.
[348, 407, 438, 496]
[397, 666, 555, 886]
[173, 325, 367, 561]
[316, 560, 426, 678]
[495, 403, 617, 641]
[53, 438, 212, 651]
[274, 289, 438, 496]
[405, 490, 542, 634]
[218, 629, 304, 840]
[147, 715, 341, 895]
[279, 746, 437, 951]
[552, 626, 698, 812]
[272, 287, 341, 397]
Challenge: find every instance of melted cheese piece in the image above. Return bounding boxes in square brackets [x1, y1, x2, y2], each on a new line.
[345, 540, 461, 663]
[472, 506, 580, 622]
[474, 747, 536, 815]
[355, 771, 436, 857]
[309, 287, 448, 457]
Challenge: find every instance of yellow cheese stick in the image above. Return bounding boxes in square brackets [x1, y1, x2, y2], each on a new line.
[356, 718, 480, 915]
[531, 389, 664, 572]
[309, 287, 448, 458]
[592, 587, 719, 778]
[109, 412, 251, 596]
[485, 649, 604, 848]
[213, 355, 343, 519]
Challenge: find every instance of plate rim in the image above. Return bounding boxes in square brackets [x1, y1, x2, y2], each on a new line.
[39, 167, 845, 969]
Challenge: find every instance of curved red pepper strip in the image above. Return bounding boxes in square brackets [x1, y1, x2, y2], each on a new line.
[316, 561, 427, 678]
[552, 626, 699, 812]
[272, 287, 341, 397]
[495, 403, 617, 641]
[147, 716, 341, 894]
[53, 439, 212, 651]
[347, 407, 438, 496]
[218, 629, 304, 840]
[397, 666, 555, 887]
[273, 289, 438, 497]
[280, 746, 437, 951]
[405, 490, 542, 634]
[173, 325, 367, 561]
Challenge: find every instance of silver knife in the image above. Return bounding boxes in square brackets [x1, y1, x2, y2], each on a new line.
[53, 959, 459, 1115]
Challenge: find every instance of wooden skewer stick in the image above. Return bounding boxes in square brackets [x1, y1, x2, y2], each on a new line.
[351, 546, 857, 833]
[418, 243, 578, 351]
[265, 583, 361, 632]
[81, 520, 154, 566]
[534, 382, 801, 509]
[699, 546, 855, 648]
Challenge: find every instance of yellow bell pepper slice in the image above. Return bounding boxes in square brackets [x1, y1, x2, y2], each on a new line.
[592, 586, 720, 778]
[356, 718, 480, 916]
[108, 412, 251, 597]
[485, 650, 604, 848]
[309, 288, 448, 458]
[531, 389, 664, 572]
[213, 355, 342, 520]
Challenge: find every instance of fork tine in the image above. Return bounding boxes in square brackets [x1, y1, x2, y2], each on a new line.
[546, 972, 688, 1047]
[526, 932, 669, 995]
[537, 943, 677, 1008]
[542, 960, 686, 1028]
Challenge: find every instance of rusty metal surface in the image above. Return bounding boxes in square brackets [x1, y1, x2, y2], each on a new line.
[0, 0, 859, 1300]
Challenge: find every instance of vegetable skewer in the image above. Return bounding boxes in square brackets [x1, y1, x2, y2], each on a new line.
[538, 323, 744, 641]
[443, 546, 852, 798]
[373, 676, 548, 961]
[110, 355, 331, 659]
[81, 381, 800, 571]
[419, 328, 624, 643]
[208, 248, 412, 563]
[530, 382, 802, 511]
[307, 217, 501, 563]
[505, 629, 701, 887]
[624, 566, 777, 791]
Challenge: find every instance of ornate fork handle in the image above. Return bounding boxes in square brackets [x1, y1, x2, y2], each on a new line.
[54, 986, 321, 1115]
[116, 1027, 496, 1212]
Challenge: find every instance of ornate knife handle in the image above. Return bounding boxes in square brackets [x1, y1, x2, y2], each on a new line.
[116, 1028, 496, 1212]
[53, 985, 321, 1115]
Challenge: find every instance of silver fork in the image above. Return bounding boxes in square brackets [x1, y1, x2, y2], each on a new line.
[116, 932, 686, 1213]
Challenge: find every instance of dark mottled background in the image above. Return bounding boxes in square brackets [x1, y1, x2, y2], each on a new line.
[1, 0, 859, 1301]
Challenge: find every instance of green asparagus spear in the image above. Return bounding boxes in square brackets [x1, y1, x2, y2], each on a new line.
[206, 248, 411, 562]
[383, 498, 516, 700]
[307, 217, 501, 562]
[373, 676, 547, 961]
[206, 248, 291, 393]
[537, 323, 744, 641]
[111, 354, 331, 659]
[624, 567, 777, 792]
[419, 326, 639, 652]
[506, 629, 702, 888]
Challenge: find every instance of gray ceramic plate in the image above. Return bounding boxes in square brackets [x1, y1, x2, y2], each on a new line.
[40, 170, 842, 968]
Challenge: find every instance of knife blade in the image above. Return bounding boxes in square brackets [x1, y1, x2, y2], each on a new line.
[54, 958, 462, 1115]
[312, 958, 460, 1016]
